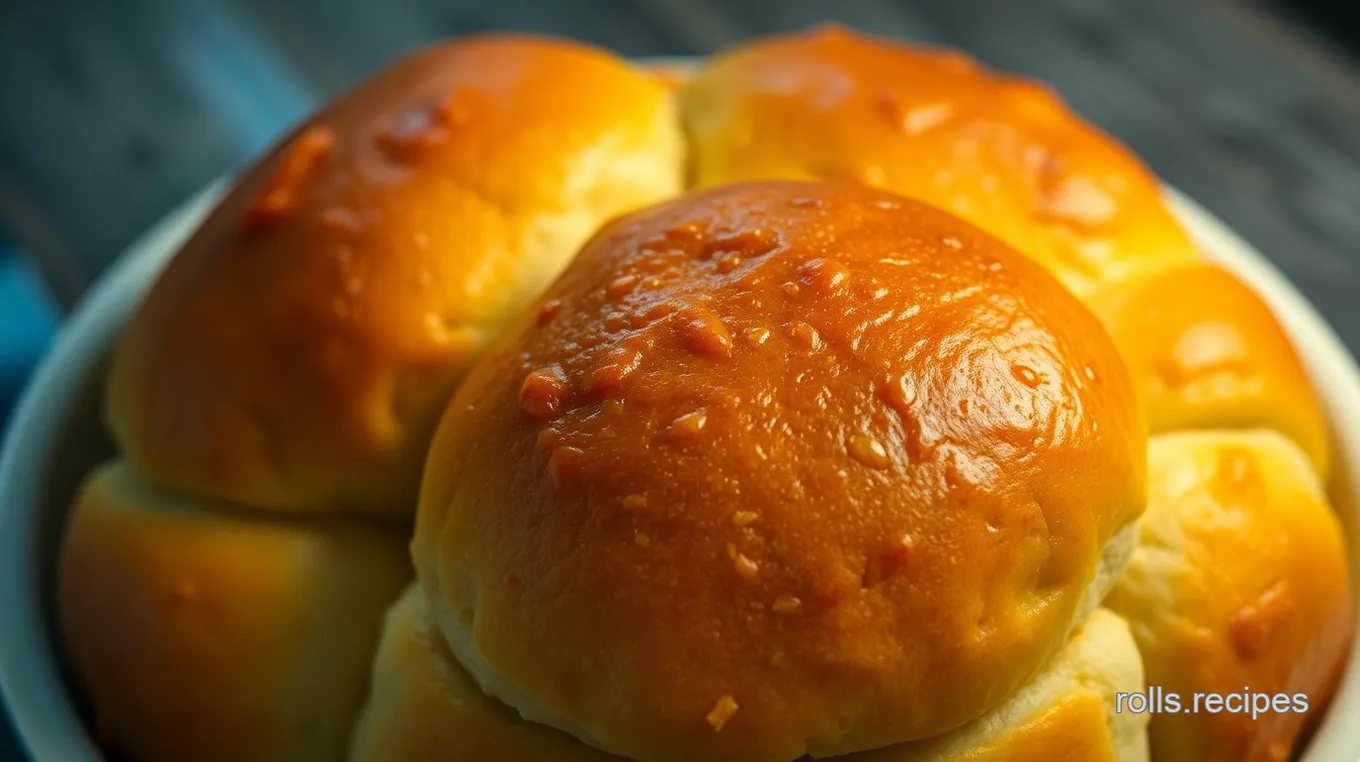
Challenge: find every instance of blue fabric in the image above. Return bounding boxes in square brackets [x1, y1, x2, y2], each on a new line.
[0, 248, 60, 433]
[0, 247, 49, 760]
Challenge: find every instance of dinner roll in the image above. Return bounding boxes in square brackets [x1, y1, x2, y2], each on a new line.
[679, 26, 1199, 301]
[1089, 262, 1329, 477]
[56, 461, 412, 762]
[853, 608, 1148, 762]
[1106, 430, 1353, 762]
[107, 35, 683, 517]
[351, 586, 1147, 762]
[414, 180, 1146, 762]
[349, 584, 622, 762]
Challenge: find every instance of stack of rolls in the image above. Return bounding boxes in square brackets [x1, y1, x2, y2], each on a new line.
[55, 26, 1352, 762]
[1094, 267, 1351, 761]
[56, 36, 684, 762]
[677, 28, 1353, 761]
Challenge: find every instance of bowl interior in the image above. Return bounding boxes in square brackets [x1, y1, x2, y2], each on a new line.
[2, 182, 1359, 761]
[0, 182, 225, 761]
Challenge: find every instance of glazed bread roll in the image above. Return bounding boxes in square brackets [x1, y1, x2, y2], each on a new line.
[413, 180, 1146, 762]
[107, 35, 683, 516]
[679, 26, 1199, 301]
[1106, 431, 1353, 762]
[351, 587, 1147, 762]
[1089, 262, 1330, 477]
[349, 584, 622, 762]
[56, 461, 411, 762]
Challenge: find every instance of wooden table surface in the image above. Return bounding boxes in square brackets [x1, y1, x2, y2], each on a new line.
[3, 0, 1360, 757]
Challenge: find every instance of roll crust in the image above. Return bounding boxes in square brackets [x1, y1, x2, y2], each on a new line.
[56, 461, 413, 762]
[679, 26, 1199, 300]
[351, 587, 1149, 762]
[349, 585, 623, 762]
[413, 180, 1145, 762]
[853, 608, 1148, 762]
[1089, 263, 1330, 477]
[107, 35, 683, 516]
[1106, 430, 1353, 762]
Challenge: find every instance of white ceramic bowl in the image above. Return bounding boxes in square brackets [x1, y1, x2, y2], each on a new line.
[1, 180, 1357, 760]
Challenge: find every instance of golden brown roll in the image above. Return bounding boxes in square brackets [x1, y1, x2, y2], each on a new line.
[1089, 262, 1330, 478]
[349, 585, 623, 762]
[56, 461, 413, 762]
[850, 607, 1148, 762]
[107, 35, 684, 517]
[679, 26, 1199, 301]
[351, 588, 1147, 762]
[1105, 430, 1353, 762]
[413, 180, 1146, 762]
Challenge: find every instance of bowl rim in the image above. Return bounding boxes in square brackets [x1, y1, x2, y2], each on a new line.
[3, 182, 1359, 762]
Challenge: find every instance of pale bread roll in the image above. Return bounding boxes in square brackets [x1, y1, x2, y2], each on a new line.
[57, 461, 412, 762]
[1106, 431, 1352, 762]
